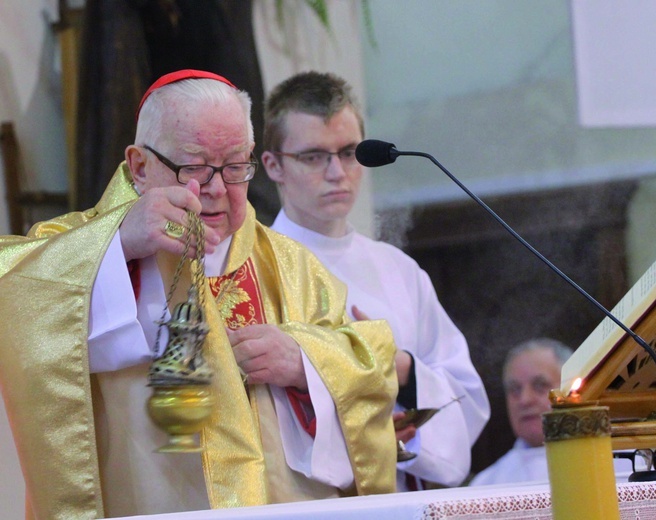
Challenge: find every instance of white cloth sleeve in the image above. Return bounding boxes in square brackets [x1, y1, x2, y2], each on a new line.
[88, 232, 168, 373]
[271, 351, 354, 489]
[395, 270, 490, 487]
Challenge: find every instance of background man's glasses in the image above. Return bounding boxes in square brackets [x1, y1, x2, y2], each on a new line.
[273, 149, 358, 173]
[144, 145, 257, 185]
[614, 449, 656, 473]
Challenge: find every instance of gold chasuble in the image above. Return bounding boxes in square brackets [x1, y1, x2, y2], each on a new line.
[0, 163, 398, 519]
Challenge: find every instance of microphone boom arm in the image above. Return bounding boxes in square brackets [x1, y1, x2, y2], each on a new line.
[395, 149, 656, 364]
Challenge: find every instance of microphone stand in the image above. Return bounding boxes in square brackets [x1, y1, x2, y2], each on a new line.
[393, 148, 656, 364]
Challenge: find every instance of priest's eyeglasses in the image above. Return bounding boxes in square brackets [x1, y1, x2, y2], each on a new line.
[144, 145, 257, 185]
[272, 148, 358, 173]
[613, 449, 656, 472]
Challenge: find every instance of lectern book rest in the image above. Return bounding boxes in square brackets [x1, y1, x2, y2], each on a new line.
[558, 260, 656, 449]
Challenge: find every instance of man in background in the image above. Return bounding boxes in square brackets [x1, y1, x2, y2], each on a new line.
[261, 70, 490, 490]
[469, 337, 572, 485]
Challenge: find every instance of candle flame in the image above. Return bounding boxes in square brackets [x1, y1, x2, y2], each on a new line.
[570, 377, 583, 393]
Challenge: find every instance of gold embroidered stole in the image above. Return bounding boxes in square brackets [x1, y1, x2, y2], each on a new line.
[204, 261, 342, 504]
[201, 260, 269, 507]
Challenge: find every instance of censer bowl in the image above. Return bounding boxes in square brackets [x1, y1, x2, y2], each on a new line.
[147, 385, 215, 453]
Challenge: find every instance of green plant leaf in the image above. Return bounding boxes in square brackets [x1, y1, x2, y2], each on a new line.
[273, 0, 377, 52]
[361, 0, 377, 49]
[305, 0, 331, 31]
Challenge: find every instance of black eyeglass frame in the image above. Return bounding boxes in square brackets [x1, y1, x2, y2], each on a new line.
[613, 449, 656, 473]
[143, 145, 258, 185]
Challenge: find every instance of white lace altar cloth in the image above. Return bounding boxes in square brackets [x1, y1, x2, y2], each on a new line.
[421, 481, 656, 520]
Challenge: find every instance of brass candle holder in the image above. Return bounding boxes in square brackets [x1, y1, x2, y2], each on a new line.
[146, 213, 215, 453]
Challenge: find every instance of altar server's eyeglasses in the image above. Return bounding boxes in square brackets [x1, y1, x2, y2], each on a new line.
[613, 449, 656, 472]
[272, 148, 358, 174]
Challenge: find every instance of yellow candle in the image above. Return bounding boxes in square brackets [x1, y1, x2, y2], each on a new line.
[543, 405, 619, 520]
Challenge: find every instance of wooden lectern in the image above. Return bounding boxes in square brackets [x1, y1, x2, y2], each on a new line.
[555, 261, 656, 450]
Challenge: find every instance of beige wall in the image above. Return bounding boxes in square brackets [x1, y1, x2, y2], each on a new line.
[0, 2, 69, 234]
[0, 399, 22, 520]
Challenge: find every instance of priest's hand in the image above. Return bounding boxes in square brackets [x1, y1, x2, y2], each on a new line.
[120, 180, 220, 261]
[393, 411, 418, 443]
[351, 304, 369, 322]
[228, 324, 308, 391]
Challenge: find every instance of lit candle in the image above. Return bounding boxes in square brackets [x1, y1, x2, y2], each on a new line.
[567, 377, 583, 403]
[543, 405, 619, 520]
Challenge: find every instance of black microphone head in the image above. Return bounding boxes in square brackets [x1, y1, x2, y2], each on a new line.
[355, 139, 399, 167]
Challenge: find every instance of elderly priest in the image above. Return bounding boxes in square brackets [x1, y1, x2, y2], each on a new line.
[0, 70, 398, 519]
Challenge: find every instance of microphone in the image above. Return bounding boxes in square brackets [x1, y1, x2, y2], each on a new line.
[356, 139, 656, 363]
[355, 139, 399, 167]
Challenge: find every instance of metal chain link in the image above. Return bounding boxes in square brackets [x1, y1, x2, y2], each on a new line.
[153, 211, 206, 358]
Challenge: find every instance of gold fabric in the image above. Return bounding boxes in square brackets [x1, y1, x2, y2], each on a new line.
[254, 384, 345, 502]
[94, 364, 210, 517]
[0, 163, 398, 519]
[0, 210, 133, 518]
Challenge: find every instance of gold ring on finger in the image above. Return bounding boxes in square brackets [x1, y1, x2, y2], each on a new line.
[164, 220, 185, 239]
